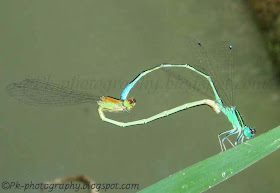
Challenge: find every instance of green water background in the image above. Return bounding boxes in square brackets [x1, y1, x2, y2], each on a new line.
[0, 0, 279, 193]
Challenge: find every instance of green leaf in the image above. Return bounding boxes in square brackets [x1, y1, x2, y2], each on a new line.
[138, 126, 280, 193]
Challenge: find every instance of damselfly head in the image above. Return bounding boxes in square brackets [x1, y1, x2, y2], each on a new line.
[123, 97, 136, 109]
[243, 126, 256, 139]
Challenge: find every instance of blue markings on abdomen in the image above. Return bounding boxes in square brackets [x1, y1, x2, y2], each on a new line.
[121, 83, 133, 100]
[120, 74, 143, 100]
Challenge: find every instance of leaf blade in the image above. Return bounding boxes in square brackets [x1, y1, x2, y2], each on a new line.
[139, 126, 280, 193]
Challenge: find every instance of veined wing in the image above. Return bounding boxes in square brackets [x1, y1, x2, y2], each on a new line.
[6, 79, 100, 106]
[161, 67, 213, 99]
[161, 37, 234, 106]
[187, 37, 234, 106]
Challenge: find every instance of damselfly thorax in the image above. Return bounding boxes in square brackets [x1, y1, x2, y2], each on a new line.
[97, 96, 136, 113]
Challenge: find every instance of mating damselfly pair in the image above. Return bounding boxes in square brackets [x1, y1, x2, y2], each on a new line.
[6, 38, 256, 151]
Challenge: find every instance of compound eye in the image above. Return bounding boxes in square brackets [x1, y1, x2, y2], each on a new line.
[130, 98, 136, 103]
[250, 128, 256, 135]
[127, 97, 136, 104]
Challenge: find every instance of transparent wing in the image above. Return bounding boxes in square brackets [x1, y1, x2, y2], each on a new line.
[191, 38, 234, 106]
[161, 37, 234, 106]
[161, 67, 214, 99]
[6, 79, 100, 106]
[213, 40, 235, 106]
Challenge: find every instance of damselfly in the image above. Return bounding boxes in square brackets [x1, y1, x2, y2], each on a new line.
[6, 78, 136, 113]
[160, 38, 256, 151]
[109, 38, 256, 151]
[6, 78, 217, 127]
[6, 38, 256, 151]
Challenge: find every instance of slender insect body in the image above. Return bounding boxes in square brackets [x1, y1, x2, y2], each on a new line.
[6, 40, 255, 152]
[96, 62, 256, 150]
